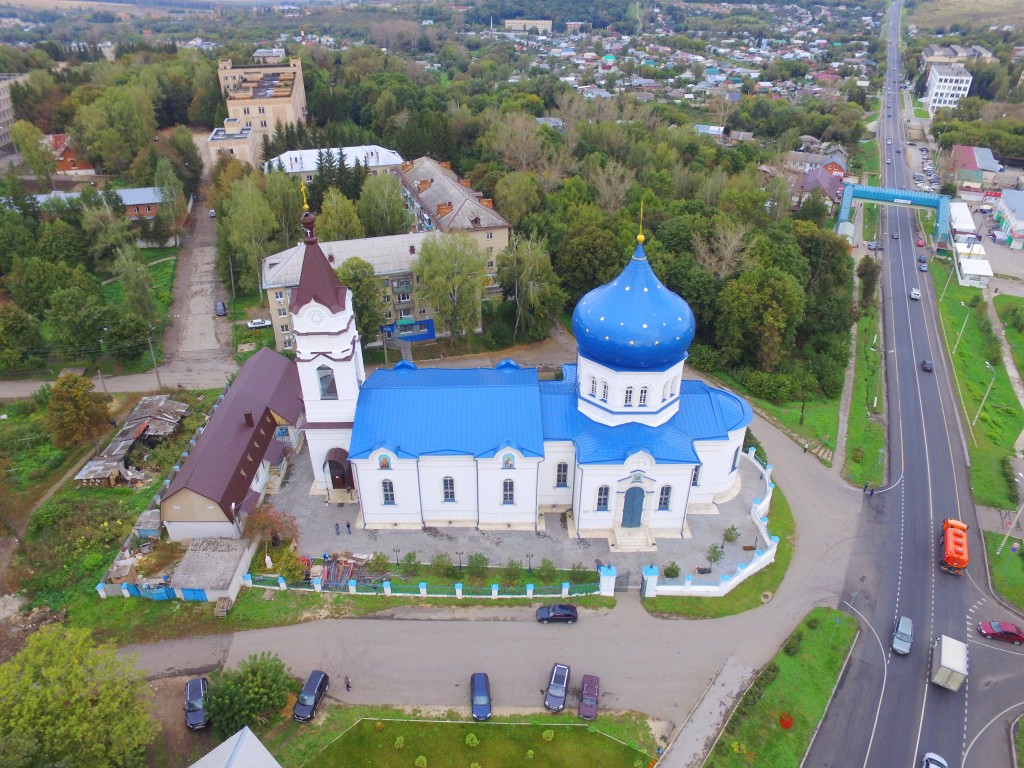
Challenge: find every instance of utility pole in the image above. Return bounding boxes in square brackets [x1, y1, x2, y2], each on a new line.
[147, 335, 164, 390]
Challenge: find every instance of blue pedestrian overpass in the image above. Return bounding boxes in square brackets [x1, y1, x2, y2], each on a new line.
[836, 185, 951, 247]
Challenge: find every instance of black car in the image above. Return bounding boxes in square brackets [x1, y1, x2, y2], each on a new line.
[892, 232, 899, 239]
[293, 670, 329, 722]
[921, 359, 933, 372]
[184, 677, 209, 730]
[215, 301, 227, 317]
[918, 254, 927, 264]
[536, 604, 578, 624]
[544, 663, 570, 711]
[470, 672, 492, 721]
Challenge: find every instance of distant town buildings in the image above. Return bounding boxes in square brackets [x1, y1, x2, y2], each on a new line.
[925, 63, 973, 117]
[504, 19, 553, 34]
[44, 134, 93, 175]
[264, 146, 405, 180]
[0, 73, 29, 150]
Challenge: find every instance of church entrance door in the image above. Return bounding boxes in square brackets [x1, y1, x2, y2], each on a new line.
[327, 461, 348, 489]
[622, 487, 644, 528]
[324, 447, 353, 490]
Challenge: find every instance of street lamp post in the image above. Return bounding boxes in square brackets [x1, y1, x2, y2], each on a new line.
[996, 474, 1024, 555]
[940, 265, 956, 300]
[147, 333, 163, 390]
[456, 551, 463, 570]
[952, 303, 971, 355]
[972, 362, 996, 427]
[393, 548, 401, 566]
[526, 553, 533, 573]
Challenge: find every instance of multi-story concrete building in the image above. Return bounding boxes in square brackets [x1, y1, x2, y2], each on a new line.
[217, 58, 306, 137]
[926, 63, 973, 117]
[0, 73, 29, 150]
[262, 232, 440, 351]
[504, 19, 553, 33]
[398, 157, 510, 284]
[206, 118, 259, 169]
[264, 145, 405, 181]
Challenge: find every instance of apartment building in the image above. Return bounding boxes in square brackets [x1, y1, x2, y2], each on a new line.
[264, 145, 405, 181]
[206, 118, 258, 168]
[926, 63, 973, 116]
[504, 19, 553, 33]
[0, 73, 29, 150]
[217, 58, 307, 137]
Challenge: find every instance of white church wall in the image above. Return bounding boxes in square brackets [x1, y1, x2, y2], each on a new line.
[306, 428, 353, 489]
[477, 450, 539, 529]
[574, 469, 619, 532]
[299, 358, 360, 427]
[354, 453, 423, 528]
[689, 429, 745, 504]
[419, 457, 478, 526]
[576, 357, 685, 427]
[537, 442, 576, 507]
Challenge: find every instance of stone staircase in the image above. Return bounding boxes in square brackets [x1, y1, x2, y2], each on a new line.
[611, 527, 657, 553]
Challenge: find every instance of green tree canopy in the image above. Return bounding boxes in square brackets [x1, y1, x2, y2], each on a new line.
[0, 625, 157, 768]
[318, 188, 365, 241]
[715, 266, 805, 372]
[73, 85, 157, 173]
[496, 236, 566, 342]
[10, 119, 55, 189]
[265, 169, 303, 248]
[413, 232, 487, 345]
[494, 172, 542, 228]
[46, 285, 107, 358]
[0, 303, 43, 371]
[36, 218, 89, 269]
[357, 173, 412, 237]
[336, 256, 385, 344]
[115, 246, 158, 323]
[205, 653, 291, 741]
[223, 176, 278, 293]
[45, 373, 110, 448]
[154, 157, 187, 246]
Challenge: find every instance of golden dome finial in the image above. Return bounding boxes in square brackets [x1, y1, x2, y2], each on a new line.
[637, 201, 645, 244]
[300, 180, 309, 212]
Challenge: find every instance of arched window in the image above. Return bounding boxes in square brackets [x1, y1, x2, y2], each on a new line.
[502, 479, 515, 504]
[639, 386, 648, 406]
[658, 485, 672, 510]
[691, 466, 701, 487]
[378, 455, 391, 470]
[443, 476, 455, 502]
[662, 381, 670, 402]
[596, 485, 610, 510]
[589, 376, 597, 397]
[601, 381, 609, 402]
[556, 462, 568, 487]
[732, 447, 740, 471]
[382, 479, 395, 504]
[624, 386, 633, 406]
[318, 365, 338, 400]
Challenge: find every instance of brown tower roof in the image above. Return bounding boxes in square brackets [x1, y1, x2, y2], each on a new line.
[289, 210, 349, 314]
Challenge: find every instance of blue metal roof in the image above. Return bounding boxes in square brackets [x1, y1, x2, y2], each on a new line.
[837, 184, 951, 245]
[572, 240, 696, 370]
[538, 371, 753, 465]
[349, 360, 545, 459]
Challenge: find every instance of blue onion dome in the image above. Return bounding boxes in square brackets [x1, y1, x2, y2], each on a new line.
[571, 235, 696, 369]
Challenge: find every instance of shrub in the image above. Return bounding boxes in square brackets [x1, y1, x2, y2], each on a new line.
[205, 653, 291, 740]
[273, 546, 308, 584]
[367, 552, 390, 574]
[806, 616, 820, 630]
[686, 342, 722, 372]
[740, 369, 793, 404]
[569, 562, 591, 584]
[536, 557, 556, 584]
[400, 551, 419, 578]
[542, 729, 555, 742]
[527, 750, 535, 760]
[1002, 456, 1020, 506]
[783, 630, 804, 656]
[706, 543, 723, 567]
[415, 756, 427, 768]
[723, 525, 740, 544]
[500, 558, 524, 585]
[467, 553, 489, 579]
[394, 736, 405, 749]
[431, 552, 455, 580]
[758, 661, 780, 687]
[465, 733, 479, 747]
[663, 561, 681, 579]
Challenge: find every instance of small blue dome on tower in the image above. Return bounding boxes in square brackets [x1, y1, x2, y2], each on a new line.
[571, 237, 696, 369]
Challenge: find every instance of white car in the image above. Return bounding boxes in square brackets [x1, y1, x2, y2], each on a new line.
[910, 288, 921, 300]
[246, 319, 272, 329]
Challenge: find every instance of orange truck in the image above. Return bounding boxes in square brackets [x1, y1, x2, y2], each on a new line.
[940, 519, 968, 575]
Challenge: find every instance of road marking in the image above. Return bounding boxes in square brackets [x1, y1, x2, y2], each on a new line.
[963, 698, 1024, 765]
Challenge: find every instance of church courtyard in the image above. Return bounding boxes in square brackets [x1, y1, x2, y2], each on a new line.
[273, 443, 774, 586]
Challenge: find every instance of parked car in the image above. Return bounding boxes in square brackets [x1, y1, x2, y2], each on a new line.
[293, 670, 329, 722]
[544, 663, 570, 711]
[215, 301, 227, 317]
[246, 318, 272, 329]
[977, 621, 1024, 645]
[208, 209, 216, 218]
[918, 254, 927, 264]
[184, 677, 209, 730]
[916, 239, 925, 247]
[536, 604, 578, 624]
[921, 359, 933, 372]
[578, 674, 600, 720]
[891, 616, 913, 655]
[470, 672, 492, 721]
[919, 263, 928, 272]
[922, 753, 948, 768]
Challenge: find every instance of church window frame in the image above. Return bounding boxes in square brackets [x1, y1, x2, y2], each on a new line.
[692, 465, 701, 487]
[382, 479, 395, 505]
[624, 386, 633, 406]
[596, 485, 610, 510]
[442, 476, 455, 502]
[317, 364, 338, 400]
[601, 380, 609, 402]
[639, 386, 648, 406]
[556, 462, 568, 487]
[502, 479, 515, 504]
[732, 447, 740, 471]
[658, 485, 672, 510]
[589, 376, 597, 397]
[662, 381, 670, 402]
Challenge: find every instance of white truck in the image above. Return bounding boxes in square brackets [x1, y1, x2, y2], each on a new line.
[930, 635, 968, 691]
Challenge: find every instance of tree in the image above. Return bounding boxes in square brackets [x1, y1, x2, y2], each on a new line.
[692, 217, 750, 280]
[46, 285, 106, 358]
[5, 256, 62, 317]
[496, 236, 567, 342]
[0, 625, 157, 768]
[336, 256, 385, 344]
[45, 373, 110, 448]
[588, 158, 635, 214]
[0, 217, 35, 274]
[36, 218, 88, 268]
[104, 310, 151, 364]
[154, 157, 187, 246]
[413, 232, 487, 346]
[494, 172, 542, 228]
[223, 176, 278, 293]
[318, 188, 365, 241]
[73, 85, 156, 173]
[480, 111, 544, 172]
[10, 119, 55, 189]
[80, 197, 135, 268]
[715, 267, 805, 372]
[357, 174, 412, 237]
[115, 246, 158, 323]
[205, 653, 291, 741]
[0, 303, 43, 371]
[242, 503, 300, 555]
[794, 190, 830, 228]
[264, 169, 303, 248]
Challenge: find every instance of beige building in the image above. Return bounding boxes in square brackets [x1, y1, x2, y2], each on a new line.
[504, 19, 553, 33]
[206, 118, 259, 168]
[217, 58, 307, 137]
[0, 73, 29, 150]
[398, 156, 510, 282]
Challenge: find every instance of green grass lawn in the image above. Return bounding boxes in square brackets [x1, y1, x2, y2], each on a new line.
[844, 307, 886, 487]
[936, 276, 1024, 509]
[984, 530, 1024, 610]
[257, 707, 655, 768]
[102, 258, 177, 316]
[862, 203, 880, 243]
[911, 95, 929, 119]
[645, 487, 795, 619]
[855, 139, 880, 186]
[706, 607, 858, 768]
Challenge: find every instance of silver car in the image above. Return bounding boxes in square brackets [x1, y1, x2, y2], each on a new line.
[891, 616, 913, 655]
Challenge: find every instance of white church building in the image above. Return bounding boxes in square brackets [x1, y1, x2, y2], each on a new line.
[289, 209, 754, 550]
